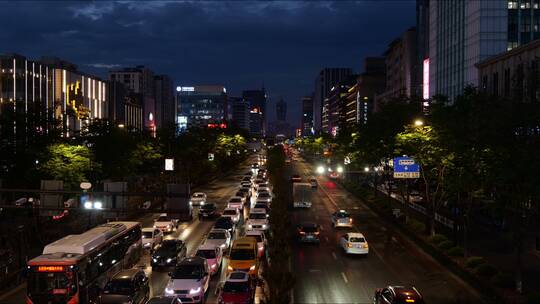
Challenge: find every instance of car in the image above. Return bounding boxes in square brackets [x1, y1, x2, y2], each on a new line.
[227, 197, 244, 211]
[240, 181, 252, 189]
[165, 257, 210, 304]
[251, 163, 259, 169]
[237, 187, 251, 198]
[309, 177, 318, 188]
[190, 192, 207, 206]
[245, 209, 269, 231]
[100, 269, 149, 304]
[222, 207, 241, 224]
[227, 237, 259, 276]
[257, 186, 271, 194]
[151, 239, 187, 269]
[142, 227, 164, 250]
[244, 230, 267, 257]
[214, 217, 235, 234]
[199, 203, 218, 219]
[255, 192, 272, 204]
[252, 202, 270, 213]
[297, 222, 321, 243]
[241, 176, 252, 183]
[154, 214, 177, 233]
[340, 232, 369, 255]
[195, 243, 223, 275]
[331, 210, 353, 228]
[216, 271, 257, 304]
[373, 286, 425, 304]
[235, 190, 249, 201]
[291, 175, 302, 183]
[203, 228, 232, 251]
[145, 296, 182, 304]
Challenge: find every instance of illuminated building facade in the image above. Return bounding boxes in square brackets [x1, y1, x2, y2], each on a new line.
[176, 85, 227, 130]
[242, 88, 267, 137]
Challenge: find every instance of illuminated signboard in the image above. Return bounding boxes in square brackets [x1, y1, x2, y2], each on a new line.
[37, 266, 65, 272]
[423, 58, 430, 100]
[165, 158, 174, 171]
[207, 123, 227, 129]
[66, 81, 87, 119]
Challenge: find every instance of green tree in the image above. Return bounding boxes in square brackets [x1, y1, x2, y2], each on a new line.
[39, 143, 98, 189]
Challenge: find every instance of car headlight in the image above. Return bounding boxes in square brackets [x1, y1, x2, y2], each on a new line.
[166, 258, 174, 263]
[316, 166, 325, 174]
[189, 287, 201, 295]
[152, 258, 157, 262]
[189, 201, 193, 206]
[211, 264, 216, 269]
[227, 265, 233, 271]
[249, 265, 256, 271]
[144, 242, 151, 247]
[220, 243, 226, 248]
[248, 224, 252, 229]
[262, 224, 267, 229]
[165, 287, 174, 295]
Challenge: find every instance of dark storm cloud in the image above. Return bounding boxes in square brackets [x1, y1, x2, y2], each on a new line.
[0, 1, 415, 124]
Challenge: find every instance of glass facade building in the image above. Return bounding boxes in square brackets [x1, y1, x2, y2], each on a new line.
[176, 85, 227, 130]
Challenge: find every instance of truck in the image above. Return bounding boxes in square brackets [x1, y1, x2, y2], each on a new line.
[293, 183, 313, 208]
[166, 184, 193, 221]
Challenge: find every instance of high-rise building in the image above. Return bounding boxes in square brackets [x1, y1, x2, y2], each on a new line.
[154, 75, 175, 129]
[176, 85, 227, 131]
[108, 81, 143, 131]
[301, 96, 313, 136]
[242, 88, 267, 137]
[276, 97, 287, 122]
[0, 54, 108, 142]
[230, 97, 250, 131]
[416, 0, 430, 98]
[425, 0, 540, 101]
[313, 68, 352, 132]
[322, 76, 356, 135]
[377, 27, 418, 104]
[357, 57, 386, 122]
[109, 66, 156, 131]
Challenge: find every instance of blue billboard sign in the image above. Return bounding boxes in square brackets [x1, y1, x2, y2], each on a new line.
[393, 157, 420, 179]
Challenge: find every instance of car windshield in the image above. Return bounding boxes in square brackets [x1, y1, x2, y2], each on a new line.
[196, 249, 216, 259]
[301, 226, 318, 233]
[171, 264, 203, 279]
[249, 213, 266, 219]
[230, 248, 255, 260]
[223, 281, 249, 293]
[215, 219, 232, 227]
[207, 232, 226, 240]
[349, 237, 366, 243]
[201, 204, 215, 210]
[142, 231, 153, 238]
[335, 212, 349, 218]
[258, 193, 269, 198]
[160, 241, 178, 249]
[254, 204, 267, 209]
[103, 279, 133, 295]
[157, 216, 169, 222]
[193, 194, 204, 198]
[235, 192, 244, 197]
[230, 198, 241, 203]
[224, 210, 237, 215]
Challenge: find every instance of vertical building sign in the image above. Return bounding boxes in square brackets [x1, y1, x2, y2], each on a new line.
[423, 58, 430, 100]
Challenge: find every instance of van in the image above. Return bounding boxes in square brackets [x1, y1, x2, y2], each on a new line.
[227, 237, 259, 276]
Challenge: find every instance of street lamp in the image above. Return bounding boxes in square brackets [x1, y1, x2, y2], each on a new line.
[364, 167, 370, 172]
[414, 119, 424, 127]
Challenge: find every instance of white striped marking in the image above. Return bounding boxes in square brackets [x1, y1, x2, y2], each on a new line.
[341, 272, 349, 283]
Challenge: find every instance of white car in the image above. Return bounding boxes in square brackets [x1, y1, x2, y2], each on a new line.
[203, 229, 232, 251]
[340, 232, 369, 255]
[257, 187, 271, 195]
[256, 192, 272, 204]
[246, 209, 269, 231]
[190, 192, 207, 206]
[244, 230, 267, 257]
[165, 257, 210, 303]
[331, 210, 353, 228]
[195, 243, 223, 275]
[240, 181, 252, 188]
[154, 213, 176, 233]
[222, 207, 241, 224]
[227, 197, 244, 210]
[142, 227, 163, 249]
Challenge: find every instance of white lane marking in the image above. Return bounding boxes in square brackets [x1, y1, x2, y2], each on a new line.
[332, 252, 337, 260]
[341, 272, 349, 284]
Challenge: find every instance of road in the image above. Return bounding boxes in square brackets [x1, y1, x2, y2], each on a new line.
[290, 155, 487, 304]
[0, 154, 260, 304]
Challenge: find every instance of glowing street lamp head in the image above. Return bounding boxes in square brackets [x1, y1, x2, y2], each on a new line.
[414, 119, 424, 127]
[364, 167, 370, 172]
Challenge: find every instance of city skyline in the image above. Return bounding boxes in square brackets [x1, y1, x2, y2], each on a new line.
[0, 1, 416, 126]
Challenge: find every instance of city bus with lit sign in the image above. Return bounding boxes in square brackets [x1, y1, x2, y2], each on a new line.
[26, 222, 142, 304]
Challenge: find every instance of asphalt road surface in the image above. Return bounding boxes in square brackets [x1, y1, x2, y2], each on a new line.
[0, 154, 261, 304]
[290, 155, 486, 304]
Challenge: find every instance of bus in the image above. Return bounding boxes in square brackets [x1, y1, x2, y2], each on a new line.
[26, 221, 142, 304]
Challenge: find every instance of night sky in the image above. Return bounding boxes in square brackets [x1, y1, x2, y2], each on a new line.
[0, 1, 415, 126]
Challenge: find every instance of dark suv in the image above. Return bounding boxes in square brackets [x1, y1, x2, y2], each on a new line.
[213, 216, 235, 234]
[373, 286, 425, 304]
[151, 239, 187, 269]
[99, 269, 149, 304]
[199, 203, 218, 219]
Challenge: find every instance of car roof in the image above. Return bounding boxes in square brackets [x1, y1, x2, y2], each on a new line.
[390, 286, 423, 300]
[112, 268, 140, 280]
[230, 196, 242, 200]
[227, 271, 249, 282]
[142, 227, 156, 232]
[201, 202, 216, 207]
[210, 228, 229, 234]
[197, 243, 217, 251]
[216, 217, 232, 223]
[347, 232, 365, 238]
[224, 207, 238, 212]
[245, 230, 264, 236]
[159, 213, 168, 217]
[193, 192, 205, 196]
[250, 208, 267, 214]
[179, 256, 206, 265]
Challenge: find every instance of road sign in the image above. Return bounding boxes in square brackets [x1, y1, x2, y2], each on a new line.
[80, 182, 92, 190]
[165, 158, 174, 171]
[393, 157, 420, 179]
